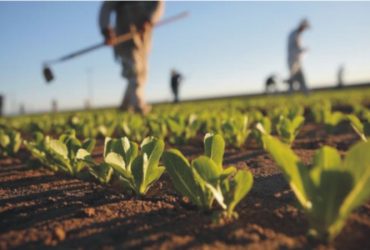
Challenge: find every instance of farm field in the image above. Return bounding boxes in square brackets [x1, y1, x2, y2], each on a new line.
[1, 88, 370, 249]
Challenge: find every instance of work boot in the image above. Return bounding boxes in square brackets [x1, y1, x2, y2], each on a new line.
[135, 104, 152, 116]
[118, 104, 151, 115]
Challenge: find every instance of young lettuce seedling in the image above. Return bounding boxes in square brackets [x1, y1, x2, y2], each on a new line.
[78, 136, 165, 195]
[268, 105, 303, 126]
[76, 149, 113, 184]
[24, 132, 57, 171]
[252, 116, 271, 148]
[0, 127, 21, 157]
[166, 114, 202, 144]
[323, 111, 345, 133]
[184, 114, 202, 141]
[97, 120, 116, 138]
[59, 130, 96, 175]
[163, 133, 253, 219]
[68, 115, 98, 139]
[76, 136, 132, 185]
[259, 130, 370, 241]
[147, 117, 168, 140]
[287, 105, 305, 121]
[119, 115, 148, 142]
[312, 101, 345, 133]
[25, 130, 96, 176]
[311, 101, 331, 124]
[221, 115, 251, 148]
[276, 115, 305, 145]
[166, 116, 185, 144]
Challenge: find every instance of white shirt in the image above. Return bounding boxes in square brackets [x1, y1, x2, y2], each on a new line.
[287, 29, 304, 72]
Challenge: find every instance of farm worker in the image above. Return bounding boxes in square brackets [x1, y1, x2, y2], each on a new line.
[287, 19, 310, 95]
[0, 95, 3, 116]
[265, 74, 278, 94]
[337, 64, 345, 88]
[170, 69, 183, 103]
[99, 1, 164, 114]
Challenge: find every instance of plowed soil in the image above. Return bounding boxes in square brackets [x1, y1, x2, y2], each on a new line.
[1, 123, 370, 250]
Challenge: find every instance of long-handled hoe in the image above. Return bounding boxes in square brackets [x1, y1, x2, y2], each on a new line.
[42, 11, 189, 83]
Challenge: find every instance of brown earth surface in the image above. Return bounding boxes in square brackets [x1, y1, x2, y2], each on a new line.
[0, 123, 370, 250]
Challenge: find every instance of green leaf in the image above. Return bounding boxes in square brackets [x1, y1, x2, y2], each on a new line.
[141, 137, 164, 172]
[24, 140, 47, 165]
[140, 137, 165, 192]
[163, 149, 203, 206]
[276, 115, 304, 144]
[105, 152, 132, 180]
[167, 118, 183, 135]
[121, 137, 138, 169]
[220, 166, 237, 180]
[204, 182, 226, 209]
[145, 166, 165, 191]
[312, 146, 341, 171]
[308, 170, 353, 240]
[192, 156, 221, 184]
[0, 133, 10, 148]
[48, 139, 69, 160]
[131, 153, 165, 195]
[47, 139, 72, 173]
[63, 136, 81, 159]
[45, 139, 72, 174]
[204, 133, 225, 168]
[82, 138, 96, 153]
[104, 137, 124, 157]
[262, 134, 312, 209]
[261, 117, 272, 134]
[131, 154, 146, 195]
[308, 146, 353, 238]
[226, 170, 253, 215]
[10, 131, 21, 154]
[76, 148, 95, 166]
[340, 141, 370, 217]
[34, 132, 44, 144]
[291, 116, 305, 135]
[105, 152, 125, 169]
[89, 163, 113, 184]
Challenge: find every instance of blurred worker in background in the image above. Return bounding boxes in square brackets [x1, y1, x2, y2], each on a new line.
[52, 99, 58, 113]
[99, 1, 164, 114]
[265, 74, 278, 94]
[170, 69, 183, 103]
[337, 64, 345, 88]
[286, 19, 310, 95]
[19, 104, 25, 115]
[0, 95, 3, 117]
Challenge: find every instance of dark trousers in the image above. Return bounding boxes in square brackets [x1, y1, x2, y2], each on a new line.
[288, 69, 308, 95]
[171, 83, 179, 103]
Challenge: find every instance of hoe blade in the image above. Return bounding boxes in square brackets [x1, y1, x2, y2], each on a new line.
[43, 66, 54, 83]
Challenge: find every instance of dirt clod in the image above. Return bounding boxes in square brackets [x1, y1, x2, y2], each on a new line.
[83, 207, 96, 217]
[54, 227, 66, 241]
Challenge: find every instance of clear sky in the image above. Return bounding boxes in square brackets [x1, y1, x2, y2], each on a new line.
[1, 1, 370, 114]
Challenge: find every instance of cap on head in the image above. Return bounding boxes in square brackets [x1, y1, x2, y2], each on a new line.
[299, 18, 310, 30]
